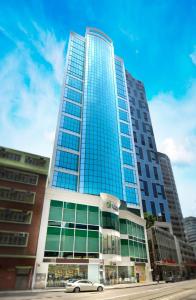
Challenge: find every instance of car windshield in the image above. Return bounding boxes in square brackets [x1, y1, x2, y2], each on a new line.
[67, 278, 77, 283]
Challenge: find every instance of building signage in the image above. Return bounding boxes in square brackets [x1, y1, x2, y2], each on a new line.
[106, 200, 118, 212]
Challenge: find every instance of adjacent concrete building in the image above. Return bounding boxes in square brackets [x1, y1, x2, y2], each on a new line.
[184, 217, 196, 254]
[147, 222, 180, 281]
[126, 72, 170, 222]
[158, 152, 186, 241]
[174, 237, 196, 278]
[0, 146, 49, 290]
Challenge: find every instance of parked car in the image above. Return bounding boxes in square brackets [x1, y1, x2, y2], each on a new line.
[65, 279, 104, 293]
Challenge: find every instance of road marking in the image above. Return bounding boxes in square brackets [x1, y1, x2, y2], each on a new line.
[102, 288, 166, 300]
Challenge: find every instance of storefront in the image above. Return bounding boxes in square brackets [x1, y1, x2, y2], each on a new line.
[47, 264, 88, 287]
[135, 263, 146, 282]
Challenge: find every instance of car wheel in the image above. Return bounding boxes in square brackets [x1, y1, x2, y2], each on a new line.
[74, 287, 80, 293]
[97, 286, 103, 292]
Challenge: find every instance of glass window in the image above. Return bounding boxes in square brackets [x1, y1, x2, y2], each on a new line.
[120, 123, 130, 135]
[0, 231, 28, 247]
[60, 115, 80, 133]
[121, 136, 132, 150]
[103, 234, 120, 255]
[0, 187, 35, 204]
[52, 171, 77, 191]
[60, 228, 74, 252]
[75, 230, 87, 252]
[88, 230, 99, 252]
[119, 110, 128, 122]
[0, 168, 38, 185]
[125, 187, 139, 205]
[121, 239, 129, 256]
[49, 200, 63, 221]
[127, 221, 133, 236]
[118, 98, 127, 110]
[102, 211, 119, 231]
[63, 101, 81, 118]
[122, 151, 135, 166]
[45, 227, 60, 251]
[150, 201, 156, 216]
[88, 206, 99, 225]
[57, 131, 80, 151]
[55, 150, 79, 171]
[64, 88, 82, 103]
[76, 204, 87, 224]
[66, 76, 83, 91]
[79, 33, 124, 201]
[129, 239, 134, 257]
[63, 202, 76, 223]
[124, 168, 137, 184]
[120, 219, 127, 234]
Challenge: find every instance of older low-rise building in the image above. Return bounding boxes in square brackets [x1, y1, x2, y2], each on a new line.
[184, 216, 196, 255]
[174, 237, 196, 279]
[147, 222, 180, 281]
[0, 146, 49, 290]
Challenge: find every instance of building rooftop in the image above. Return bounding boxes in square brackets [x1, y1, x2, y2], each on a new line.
[0, 146, 50, 175]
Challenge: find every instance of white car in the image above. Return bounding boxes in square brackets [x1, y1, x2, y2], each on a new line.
[65, 279, 104, 293]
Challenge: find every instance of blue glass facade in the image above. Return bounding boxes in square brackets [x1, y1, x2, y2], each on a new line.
[79, 30, 123, 199]
[51, 28, 142, 209]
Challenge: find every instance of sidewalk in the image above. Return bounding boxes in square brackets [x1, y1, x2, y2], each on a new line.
[0, 281, 165, 296]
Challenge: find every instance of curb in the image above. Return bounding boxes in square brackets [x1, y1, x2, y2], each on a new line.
[0, 282, 165, 296]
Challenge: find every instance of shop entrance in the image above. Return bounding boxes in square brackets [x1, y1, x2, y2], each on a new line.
[135, 263, 146, 282]
[105, 265, 118, 285]
[15, 267, 32, 290]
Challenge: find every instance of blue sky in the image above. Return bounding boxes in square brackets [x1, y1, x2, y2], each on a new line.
[0, 0, 196, 217]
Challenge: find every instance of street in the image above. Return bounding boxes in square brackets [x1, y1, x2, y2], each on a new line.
[1, 280, 196, 300]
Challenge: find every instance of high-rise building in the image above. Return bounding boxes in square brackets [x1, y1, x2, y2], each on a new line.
[0, 146, 49, 290]
[158, 152, 186, 240]
[34, 28, 151, 288]
[184, 217, 196, 254]
[126, 71, 170, 222]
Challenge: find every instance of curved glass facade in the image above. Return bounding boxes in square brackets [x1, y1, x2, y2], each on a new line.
[102, 211, 119, 231]
[79, 31, 123, 199]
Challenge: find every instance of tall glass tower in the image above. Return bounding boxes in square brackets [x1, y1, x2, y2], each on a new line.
[51, 28, 140, 211]
[34, 28, 151, 289]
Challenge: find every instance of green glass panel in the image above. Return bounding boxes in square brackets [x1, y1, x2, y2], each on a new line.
[60, 228, 74, 251]
[127, 221, 133, 236]
[63, 203, 75, 222]
[76, 204, 87, 224]
[143, 243, 147, 258]
[132, 223, 137, 237]
[88, 231, 99, 252]
[51, 200, 63, 207]
[45, 227, 60, 251]
[102, 211, 119, 231]
[120, 219, 127, 234]
[134, 241, 139, 258]
[129, 239, 134, 257]
[49, 201, 63, 221]
[74, 230, 87, 252]
[88, 206, 99, 225]
[141, 226, 145, 239]
[121, 239, 129, 256]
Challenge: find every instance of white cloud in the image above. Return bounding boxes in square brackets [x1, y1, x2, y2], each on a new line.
[149, 81, 196, 217]
[190, 47, 196, 65]
[0, 24, 65, 158]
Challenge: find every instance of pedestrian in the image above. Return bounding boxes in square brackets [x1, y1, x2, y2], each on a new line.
[156, 274, 160, 284]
